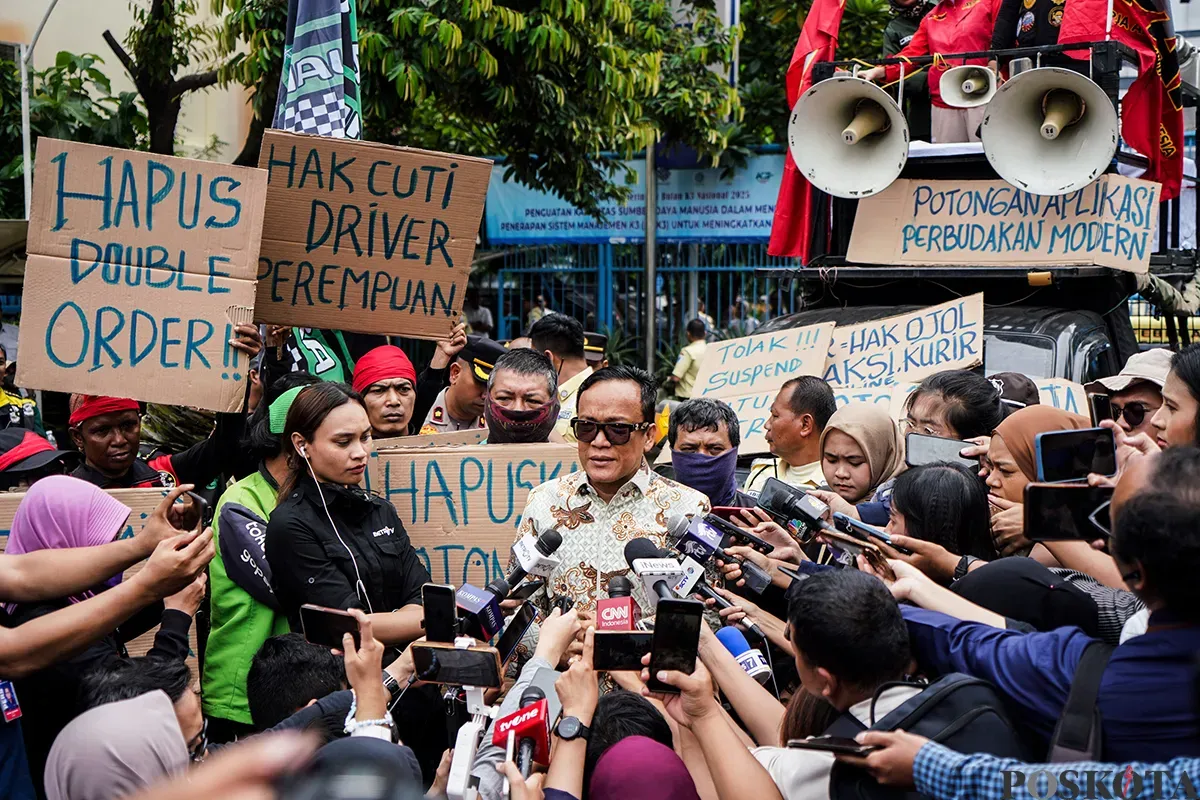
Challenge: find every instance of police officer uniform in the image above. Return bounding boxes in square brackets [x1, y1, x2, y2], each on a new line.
[420, 336, 508, 434]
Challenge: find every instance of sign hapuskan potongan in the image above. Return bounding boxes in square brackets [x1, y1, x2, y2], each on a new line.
[255, 130, 492, 339]
[18, 139, 266, 412]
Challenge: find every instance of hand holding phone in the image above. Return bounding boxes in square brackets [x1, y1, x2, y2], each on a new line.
[786, 736, 880, 756]
[904, 433, 977, 469]
[1035, 427, 1117, 483]
[1024, 483, 1114, 541]
[410, 642, 503, 687]
[300, 604, 361, 650]
[646, 598, 703, 694]
[593, 631, 654, 671]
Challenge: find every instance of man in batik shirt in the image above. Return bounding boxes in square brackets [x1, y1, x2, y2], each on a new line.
[513, 366, 710, 634]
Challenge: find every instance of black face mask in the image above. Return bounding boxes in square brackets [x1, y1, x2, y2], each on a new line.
[891, 0, 929, 19]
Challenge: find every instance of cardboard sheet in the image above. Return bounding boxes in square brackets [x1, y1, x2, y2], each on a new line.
[372, 429, 488, 451]
[824, 294, 984, 387]
[363, 443, 578, 586]
[688, 322, 835, 400]
[847, 177, 1160, 273]
[1037, 378, 1088, 417]
[17, 139, 266, 412]
[256, 130, 492, 339]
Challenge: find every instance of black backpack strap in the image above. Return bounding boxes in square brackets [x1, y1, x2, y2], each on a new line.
[1047, 641, 1115, 762]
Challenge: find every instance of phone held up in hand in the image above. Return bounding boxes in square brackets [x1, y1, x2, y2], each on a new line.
[299, 604, 361, 650]
[646, 598, 703, 694]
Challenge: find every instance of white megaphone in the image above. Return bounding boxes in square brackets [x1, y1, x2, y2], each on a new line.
[787, 75, 910, 199]
[980, 67, 1118, 195]
[941, 65, 997, 108]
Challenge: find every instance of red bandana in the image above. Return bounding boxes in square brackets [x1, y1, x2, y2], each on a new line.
[352, 346, 417, 395]
[69, 396, 140, 427]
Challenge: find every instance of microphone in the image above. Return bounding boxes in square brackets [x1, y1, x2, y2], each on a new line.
[756, 478, 835, 536]
[624, 538, 686, 610]
[700, 512, 776, 554]
[716, 626, 772, 686]
[493, 685, 551, 777]
[597, 575, 641, 631]
[455, 583, 504, 641]
[486, 529, 564, 599]
[667, 515, 773, 596]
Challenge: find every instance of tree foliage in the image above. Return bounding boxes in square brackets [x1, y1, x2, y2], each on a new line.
[738, 0, 891, 145]
[213, 0, 740, 217]
[103, 0, 220, 154]
[0, 52, 146, 219]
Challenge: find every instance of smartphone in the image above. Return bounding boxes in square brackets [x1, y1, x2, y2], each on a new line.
[508, 580, 545, 601]
[182, 491, 213, 529]
[555, 596, 575, 614]
[1034, 427, 1117, 483]
[756, 478, 799, 522]
[299, 604, 361, 650]
[831, 512, 913, 555]
[593, 631, 654, 672]
[422, 583, 458, 643]
[1024, 483, 1114, 541]
[905, 433, 977, 469]
[647, 598, 703, 694]
[410, 642, 503, 688]
[709, 506, 743, 523]
[786, 736, 880, 756]
[1089, 394, 1113, 425]
[496, 601, 540, 665]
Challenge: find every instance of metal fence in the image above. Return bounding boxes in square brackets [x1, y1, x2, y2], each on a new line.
[477, 242, 804, 370]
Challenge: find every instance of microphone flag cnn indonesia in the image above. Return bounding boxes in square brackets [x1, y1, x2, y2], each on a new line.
[1058, 0, 1183, 199]
[272, 0, 362, 140]
[767, 0, 847, 262]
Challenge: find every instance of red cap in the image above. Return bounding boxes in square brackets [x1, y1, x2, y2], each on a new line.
[0, 431, 58, 472]
[352, 346, 417, 395]
[68, 396, 140, 427]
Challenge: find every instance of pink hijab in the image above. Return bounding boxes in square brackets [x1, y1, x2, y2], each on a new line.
[4, 475, 132, 613]
[589, 736, 702, 800]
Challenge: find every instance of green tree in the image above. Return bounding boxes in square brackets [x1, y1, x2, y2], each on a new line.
[211, 0, 288, 164]
[0, 52, 146, 218]
[212, 0, 740, 217]
[103, 0, 219, 154]
[738, 0, 890, 145]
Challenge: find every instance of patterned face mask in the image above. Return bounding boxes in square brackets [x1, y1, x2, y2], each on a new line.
[891, 0, 930, 19]
[484, 392, 561, 444]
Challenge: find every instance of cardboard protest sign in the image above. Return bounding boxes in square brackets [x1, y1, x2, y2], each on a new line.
[372, 429, 488, 451]
[364, 444, 578, 586]
[1037, 379, 1088, 417]
[0, 489, 198, 670]
[688, 323, 835, 400]
[256, 130, 492, 339]
[824, 294, 984, 387]
[847, 177, 1160, 274]
[833, 383, 917, 421]
[17, 140, 266, 412]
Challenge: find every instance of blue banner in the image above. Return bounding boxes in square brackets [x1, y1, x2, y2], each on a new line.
[485, 154, 784, 244]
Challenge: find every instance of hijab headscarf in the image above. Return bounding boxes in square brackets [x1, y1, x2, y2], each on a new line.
[4, 475, 131, 614]
[589, 736, 702, 800]
[819, 404, 906, 498]
[44, 691, 188, 800]
[992, 405, 1091, 481]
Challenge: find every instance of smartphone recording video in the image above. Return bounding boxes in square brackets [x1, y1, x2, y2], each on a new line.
[1034, 427, 1117, 483]
[647, 599, 703, 694]
[904, 433, 977, 469]
[299, 604, 361, 650]
[410, 642, 503, 688]
[593, 631, 653, 672]
[1024, 484, 1114, 541]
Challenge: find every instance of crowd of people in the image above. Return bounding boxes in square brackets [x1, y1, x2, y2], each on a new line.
[0, 303, 1196, 800]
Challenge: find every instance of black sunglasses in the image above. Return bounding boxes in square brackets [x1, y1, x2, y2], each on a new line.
[1112, 402, 1154, 428]
[570, 418, 652, 445]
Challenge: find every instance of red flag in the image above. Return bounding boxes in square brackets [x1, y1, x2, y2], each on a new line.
[768, 0, 847, 260]
[1059, 0, 1183, 198]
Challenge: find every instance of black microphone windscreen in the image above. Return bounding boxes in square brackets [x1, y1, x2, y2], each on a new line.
[624, 537, 665, 568]
[607, 575, 633, 597]
[536, 529, 563, 555]
[520, 684, 546, 706]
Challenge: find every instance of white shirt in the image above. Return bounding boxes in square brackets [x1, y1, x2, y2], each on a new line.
[752, 686, 923, 800]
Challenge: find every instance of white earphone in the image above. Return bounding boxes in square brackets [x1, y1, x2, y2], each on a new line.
[299, 439, 373, 614]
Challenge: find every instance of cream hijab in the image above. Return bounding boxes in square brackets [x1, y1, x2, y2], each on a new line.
[820, 404, 907, 498]
[44, 691, 188, 800]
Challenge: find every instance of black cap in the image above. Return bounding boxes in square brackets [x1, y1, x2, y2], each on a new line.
[987, 372, 1041, 410]
[583, 331, 608, 364]
[0, 429, 78, 474]
[460, 335, 510, 383]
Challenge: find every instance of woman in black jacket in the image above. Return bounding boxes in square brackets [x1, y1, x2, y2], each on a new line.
[265, 383, 429, 646]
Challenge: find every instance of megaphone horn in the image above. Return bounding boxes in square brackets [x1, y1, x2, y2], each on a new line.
[981, 67, 1118, 196]
[787, 75, 910, 199]
[941, 65, 997, 108]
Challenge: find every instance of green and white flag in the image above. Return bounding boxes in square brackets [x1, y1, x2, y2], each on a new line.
[272, 0, 361, 139]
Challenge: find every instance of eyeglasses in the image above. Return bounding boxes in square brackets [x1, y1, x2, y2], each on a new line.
[1111, 402, 1156, 428]
[188, 717, 208, 763]
[901, 418, 945, 437]
[1088, 499, 1112, 539]
[570, 418, 652, 445]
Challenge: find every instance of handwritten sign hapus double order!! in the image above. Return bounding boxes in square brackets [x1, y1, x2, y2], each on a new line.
[18, 140, 266, 412]
[256, 130, 492, 339]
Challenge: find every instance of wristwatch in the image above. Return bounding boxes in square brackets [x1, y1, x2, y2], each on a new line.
[555, 716, 591, 742]
[381, 670, 402, 704]
[953, 555, 980, 582]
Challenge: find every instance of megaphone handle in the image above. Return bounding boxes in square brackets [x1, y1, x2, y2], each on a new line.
[898, 62, 905, 107]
